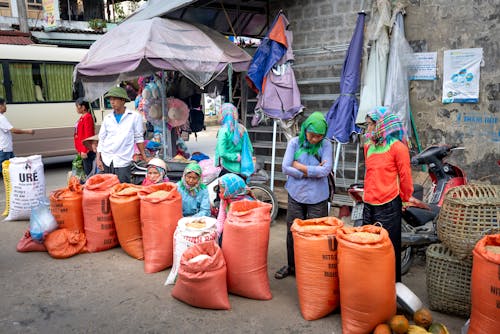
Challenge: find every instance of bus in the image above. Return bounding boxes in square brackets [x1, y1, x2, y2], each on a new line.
[0, 44, 130, 163]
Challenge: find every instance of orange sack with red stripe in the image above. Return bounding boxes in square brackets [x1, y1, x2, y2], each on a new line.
[223, 200, 272, 300]
[138, 183, 182, 273]
[291, 216, 344, 320]
[109, 183, 143, 260]
[468, 234, 500, 334]
[171, 241, 230, 310]
[82, 174, 120, 252]
[336, 225, 396, 334]
[50, 176, 84, 232]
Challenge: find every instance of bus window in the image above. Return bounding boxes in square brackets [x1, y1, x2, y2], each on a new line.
[91, 99, 100, 109]
[0, 65, 6, 98]
[104, 96, 112, 109]
[6, 62, 74, 103]
[40, 63, 74, 101]
[9, 63, 36, 102]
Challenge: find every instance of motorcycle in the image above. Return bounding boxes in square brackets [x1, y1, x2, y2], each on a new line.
[348, 145, 467, 275]
[131, 160, 279, 222]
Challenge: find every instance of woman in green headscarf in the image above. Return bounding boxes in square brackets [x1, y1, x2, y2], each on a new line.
[177, 162, 211, 217]
[275, 111, 333, 279]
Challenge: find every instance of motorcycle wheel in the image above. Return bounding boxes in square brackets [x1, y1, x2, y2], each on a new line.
[401, 246, 413, 276]
[401, 219, 414, 275]
[248, 183, 279, 223]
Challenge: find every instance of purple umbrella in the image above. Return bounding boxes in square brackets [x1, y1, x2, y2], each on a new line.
[325, 12, 366, 144]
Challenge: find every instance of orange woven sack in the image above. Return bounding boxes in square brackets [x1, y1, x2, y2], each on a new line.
[109, 183, 143, 260]
[82, 174, 120, 252]
[468, 234, 500, 334]
[171, 241, 230, 310]
[222, 199, 272, 300]
[44, 228, 87, 259]
[336, 225, 396, 334]
[50, 176, 84, 232]
[291, 216, 344, 320]
[138, 182, 183, 273]
[16, 229, 47, 252]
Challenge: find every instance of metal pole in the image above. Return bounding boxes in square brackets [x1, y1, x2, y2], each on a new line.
[333, 142, 341, 182]
[270, 119, 277, 191]
[161, 70, 171, 160]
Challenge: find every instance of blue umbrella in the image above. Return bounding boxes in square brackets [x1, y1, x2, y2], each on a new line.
[326, 12, 366, 144]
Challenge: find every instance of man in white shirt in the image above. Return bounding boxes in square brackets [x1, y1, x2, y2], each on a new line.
[0, 97, 35, 167]
[96, 87, 148, 183]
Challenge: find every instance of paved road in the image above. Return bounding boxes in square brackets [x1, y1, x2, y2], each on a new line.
[0, 128, 468, 333]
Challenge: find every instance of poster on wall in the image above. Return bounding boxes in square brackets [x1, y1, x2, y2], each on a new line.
[42, 0, 57, 29]
[408, 52, 437, 80]
[442, 48, 483, 104]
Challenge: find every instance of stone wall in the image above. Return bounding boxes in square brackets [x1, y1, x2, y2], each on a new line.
[270, 0, 499, 183]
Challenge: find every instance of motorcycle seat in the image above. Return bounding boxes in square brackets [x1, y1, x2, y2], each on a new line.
[403, 204, 440, 227]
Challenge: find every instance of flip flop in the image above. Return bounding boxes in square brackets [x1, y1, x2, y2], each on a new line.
[275, 265, 294, 279]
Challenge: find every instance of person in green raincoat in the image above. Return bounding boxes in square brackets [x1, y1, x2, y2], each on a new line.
[214, 103, 254, 180]
[275, 112, 333, 279]
[177, 162, 211, 217]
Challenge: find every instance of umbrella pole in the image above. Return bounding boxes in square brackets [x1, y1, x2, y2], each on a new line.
[333, 142, 342, 182]
[270, 119, 277, 191]
[161, 70, 171, 160]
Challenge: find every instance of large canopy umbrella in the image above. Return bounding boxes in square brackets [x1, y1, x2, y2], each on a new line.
[325, 12, 366, 144]
[74, 17, 252, 101]
[384, 9, 414, 138]
[356, 0, 391, 124]
[325, 12, 366, 183]
[74, 17, 252, 158]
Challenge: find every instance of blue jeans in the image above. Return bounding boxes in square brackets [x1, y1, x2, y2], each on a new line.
[0, 151, 15, 168]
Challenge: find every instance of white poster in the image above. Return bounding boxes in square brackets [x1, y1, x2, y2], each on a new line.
[408, 52, 437, 80]
[442, 48, 483, 104]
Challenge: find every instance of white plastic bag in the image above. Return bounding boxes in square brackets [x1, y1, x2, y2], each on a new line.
[29, 197, 58, 242]
[5, 155, 46, 221]
[165, 216, 217, 285]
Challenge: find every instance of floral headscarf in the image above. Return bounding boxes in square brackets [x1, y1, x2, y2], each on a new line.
[218, 173, 249, 199]
[294, 111, 328, 160]
[179, 162, 205, 196]
[365, 106, 407, 146]
[142, 165, 167, 186]
[219, 103, 242, 145]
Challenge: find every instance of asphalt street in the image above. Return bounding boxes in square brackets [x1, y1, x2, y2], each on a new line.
[0, 126, 468, 333]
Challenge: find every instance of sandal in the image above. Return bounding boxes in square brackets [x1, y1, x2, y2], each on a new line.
[275, 265, 294, 279]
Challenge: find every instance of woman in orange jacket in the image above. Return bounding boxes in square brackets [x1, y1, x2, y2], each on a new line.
[363, 106, 420, 282]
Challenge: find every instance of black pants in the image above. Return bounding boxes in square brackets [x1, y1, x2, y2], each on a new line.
[286, 195, 329, 270]
[103, 162, 131, 183]
[82, 151, 96, 177]
[363, 197, 402, 282]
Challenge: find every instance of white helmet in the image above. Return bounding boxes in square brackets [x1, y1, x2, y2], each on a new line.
[147, 158, 167, 171]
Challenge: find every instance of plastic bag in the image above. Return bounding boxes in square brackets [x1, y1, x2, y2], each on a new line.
[240, 132, 254, 178]
[29, 198, 58, 242]
[71, 155, 85, 182]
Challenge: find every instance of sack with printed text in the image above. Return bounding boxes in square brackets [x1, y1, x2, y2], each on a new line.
[4, 155, 46, 221]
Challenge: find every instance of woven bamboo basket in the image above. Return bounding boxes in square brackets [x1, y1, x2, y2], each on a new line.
[436, 184, 500, 259]
[426, 243, 472, 317]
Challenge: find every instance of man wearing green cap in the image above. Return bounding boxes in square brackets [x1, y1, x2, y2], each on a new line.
[96, 86, 148, 183]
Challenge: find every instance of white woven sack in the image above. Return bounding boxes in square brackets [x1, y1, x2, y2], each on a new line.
[5, 155, 46, 221]
[165, 216, 217, 285]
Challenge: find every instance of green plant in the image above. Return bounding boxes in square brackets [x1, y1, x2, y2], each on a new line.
[88, 19, 107, 31]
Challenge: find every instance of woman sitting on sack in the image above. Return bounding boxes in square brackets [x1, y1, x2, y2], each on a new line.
[216, 173, 255, 243]
[142, 158, 169, 186]
[177, 162, 210, 218]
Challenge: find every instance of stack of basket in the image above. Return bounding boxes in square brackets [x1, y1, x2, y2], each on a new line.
[426, 184, 500, 317]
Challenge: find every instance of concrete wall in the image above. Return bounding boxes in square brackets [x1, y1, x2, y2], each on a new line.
[270, 0, 499, 183]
